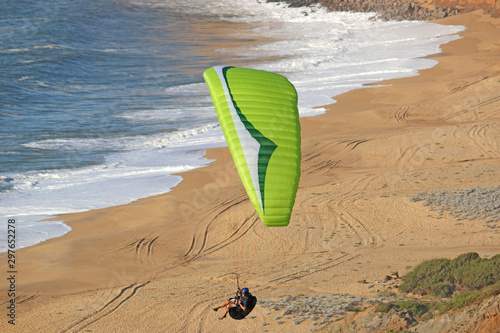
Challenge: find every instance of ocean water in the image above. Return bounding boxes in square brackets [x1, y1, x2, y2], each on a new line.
[0, 0, 463, 251]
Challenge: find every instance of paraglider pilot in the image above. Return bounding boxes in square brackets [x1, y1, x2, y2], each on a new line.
[213, 287, 254, 320]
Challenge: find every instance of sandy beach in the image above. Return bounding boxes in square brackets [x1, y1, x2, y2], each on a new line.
[2, 9, 500, 333]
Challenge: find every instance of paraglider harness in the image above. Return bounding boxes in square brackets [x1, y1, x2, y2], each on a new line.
[232, 289, 243, 305]
[228, 276, 257, 320]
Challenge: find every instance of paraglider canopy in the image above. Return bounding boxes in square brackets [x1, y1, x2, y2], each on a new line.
[203, 66, 301, 227]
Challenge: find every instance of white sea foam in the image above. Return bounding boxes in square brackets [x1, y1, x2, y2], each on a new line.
[0, 0, 464, 251]
[22, 123, 221, 151]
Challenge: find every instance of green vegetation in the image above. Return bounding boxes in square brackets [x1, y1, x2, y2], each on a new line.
[378, 253, 500, 318]
[378, 300, 430, 317]
[435, 291, 485, 314]
[399, 252, 500, 297]
[345, 307, 361, 312]
[482, 280, 500, 295]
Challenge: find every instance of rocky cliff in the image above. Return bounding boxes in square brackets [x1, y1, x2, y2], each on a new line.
[270, 0, 499, 20]
[324, 294, 500, 332]
[434, 0, 499, 10]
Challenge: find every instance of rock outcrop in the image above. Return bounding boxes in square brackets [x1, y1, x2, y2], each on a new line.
[325, 294, 500, 333]
[435, 0, 499, 10]
[268, 0, 499, 20]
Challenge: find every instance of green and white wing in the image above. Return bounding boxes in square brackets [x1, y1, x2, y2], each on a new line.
[203, 66, 301, 227]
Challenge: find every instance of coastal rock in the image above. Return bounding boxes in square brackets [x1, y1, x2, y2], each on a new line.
[272, 0, 498, 21]
[435, 0, 500, 11]
[432, 7, 448, 18]
[324, 295, 500, 333]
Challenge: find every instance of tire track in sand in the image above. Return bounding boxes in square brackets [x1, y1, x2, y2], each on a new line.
[337, 210, 381, 247]
[268, 252, 360, 284]
[61, 281, 150, 333]
[440, 95, 500, 121]
[466, 124, 500, 158]
[182, 195, 254, 262]
[393, 106, 411, 123]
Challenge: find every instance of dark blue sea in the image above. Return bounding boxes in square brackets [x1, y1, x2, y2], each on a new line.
[0, 0, 463, 250]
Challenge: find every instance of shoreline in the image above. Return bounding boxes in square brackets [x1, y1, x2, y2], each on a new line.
[3, 9, 500, 333]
